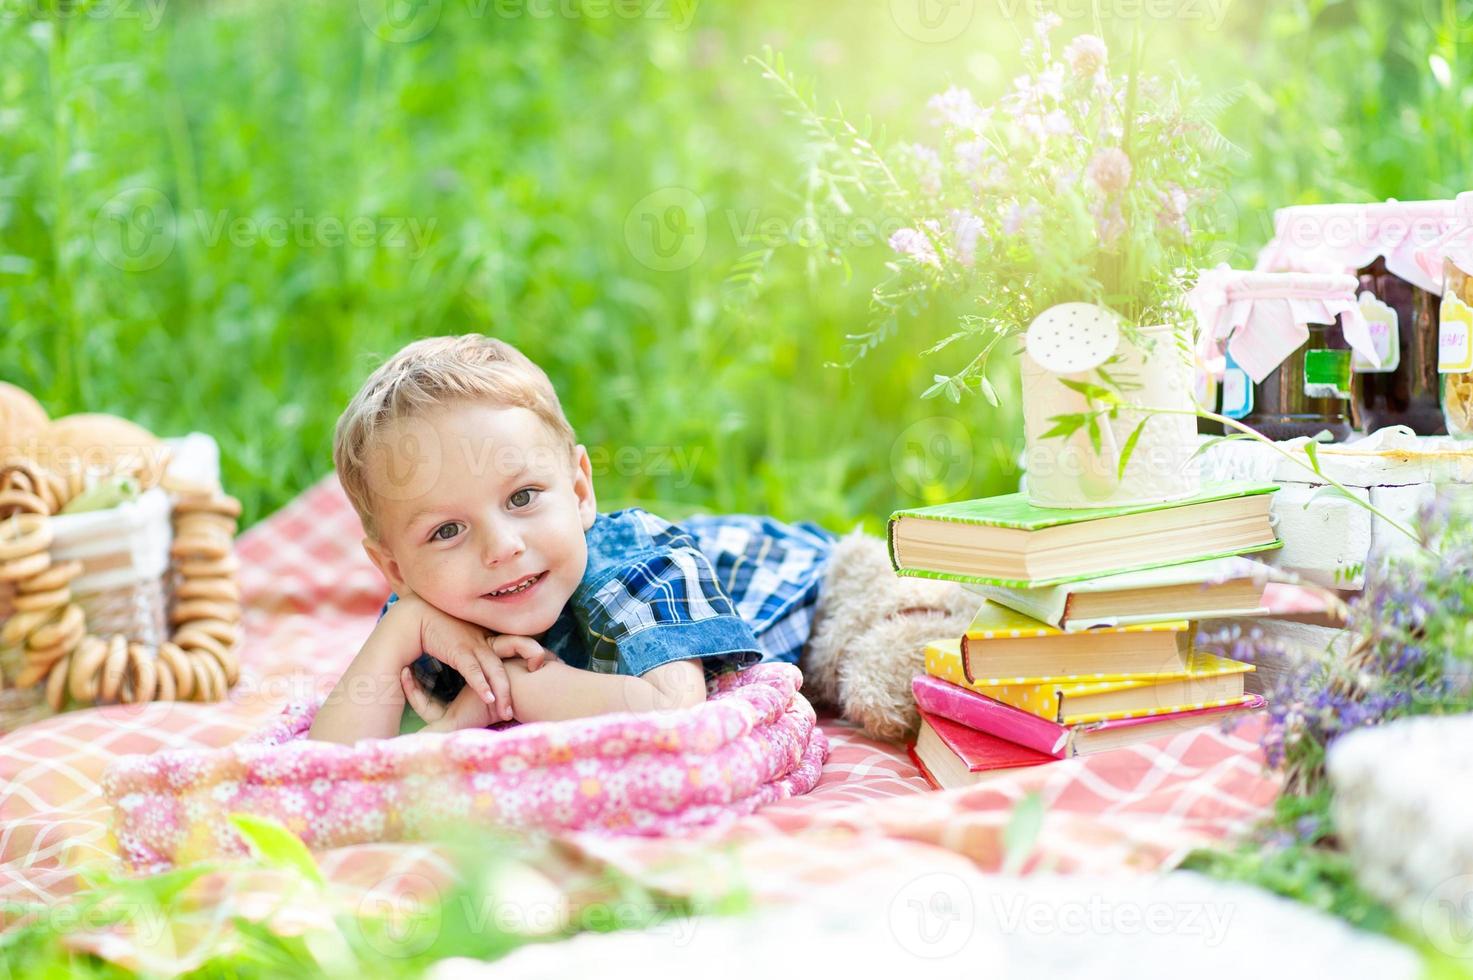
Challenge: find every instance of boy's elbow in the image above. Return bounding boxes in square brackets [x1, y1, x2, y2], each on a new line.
[643, 659, 708, 711]
[656, 684, 707, 710]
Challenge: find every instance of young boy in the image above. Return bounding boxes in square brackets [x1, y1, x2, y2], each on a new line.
[307, 334, 974, 744]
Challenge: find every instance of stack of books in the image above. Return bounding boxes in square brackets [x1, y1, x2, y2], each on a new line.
[888, 482, 1280, 790]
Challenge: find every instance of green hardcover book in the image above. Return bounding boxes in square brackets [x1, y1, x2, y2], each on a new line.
[888, 482, 1282, 589]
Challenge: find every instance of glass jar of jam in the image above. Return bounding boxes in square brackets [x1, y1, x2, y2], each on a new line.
[1441, 259, 1473, 437]
[1229, 320, 1356, 442]
[1191, 268, 1364, 442]
[1353, 255, 1447, 435]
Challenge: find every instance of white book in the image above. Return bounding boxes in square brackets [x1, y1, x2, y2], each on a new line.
[962, 557, 1272, 632]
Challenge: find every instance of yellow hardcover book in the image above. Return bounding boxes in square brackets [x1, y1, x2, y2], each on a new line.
[926, 635, 1209, 687]
[924, 639, 1254, 725]
[964, 600, 1188, 640]
[960, 600, 1190, 681]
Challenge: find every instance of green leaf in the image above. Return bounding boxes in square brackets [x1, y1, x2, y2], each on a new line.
[229, 813, 325, 885]
[1303, 440, 1324, 477]
[1002, 792, 1046, 875]
[1188, 431, 1261, 462]
[920, 375, 952, 401]
[979, 375, 1000, 408]
[1117, 417, 1150, 480]
[1086, 414, 1102, 456]
[1058, 378, 1121, 404]
[1303, 483, 1360, 510]
[1039, 413, 1088, 441]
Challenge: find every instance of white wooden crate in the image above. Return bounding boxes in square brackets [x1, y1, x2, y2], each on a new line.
[1199, 427, 1473, 588]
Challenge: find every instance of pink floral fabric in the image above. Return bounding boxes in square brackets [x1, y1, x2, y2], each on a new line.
[101, 662, 827, 874]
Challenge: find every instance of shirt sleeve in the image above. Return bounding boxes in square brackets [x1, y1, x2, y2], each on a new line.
[571, 542, 763, 681]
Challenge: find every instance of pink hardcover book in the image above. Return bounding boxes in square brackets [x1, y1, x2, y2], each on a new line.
[911, 674, 1266, 759]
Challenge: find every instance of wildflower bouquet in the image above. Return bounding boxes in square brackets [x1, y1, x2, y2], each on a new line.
[1200, 495, 1473, 797]
[874, 17, 1234, 404]
[755, 17, 1245, 506]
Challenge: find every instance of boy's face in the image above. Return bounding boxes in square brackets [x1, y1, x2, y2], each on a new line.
[361, 402, 597, 638]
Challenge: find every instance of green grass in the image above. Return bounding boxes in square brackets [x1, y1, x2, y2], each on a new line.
[0, 0, 1038, 534]
[0, 815, 753, 978]
[4, 2, 1467, 534]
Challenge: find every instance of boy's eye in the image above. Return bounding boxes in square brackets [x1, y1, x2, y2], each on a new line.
[509, 487, 540, 508]
[431, 522, 462, 542]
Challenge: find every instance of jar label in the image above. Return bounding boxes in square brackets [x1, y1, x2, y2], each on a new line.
[1304, 349, 1353, 399]
[1221, 354, 1253, 419]
[1351, 292, 1400, 374]
[1439, 293, 1473, 374]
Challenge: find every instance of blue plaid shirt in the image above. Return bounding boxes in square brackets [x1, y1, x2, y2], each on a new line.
[380, 507, 838, 701]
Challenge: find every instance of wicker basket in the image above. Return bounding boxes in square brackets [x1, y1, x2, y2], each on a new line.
[0, 434, 231, 732]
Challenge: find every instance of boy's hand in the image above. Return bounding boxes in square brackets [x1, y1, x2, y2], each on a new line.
[488, 633, 555, 672]
[401, 666, 497, 733]
[383, 593, 517, 721]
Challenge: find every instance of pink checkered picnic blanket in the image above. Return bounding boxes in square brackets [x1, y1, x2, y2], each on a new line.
[0, 474, 1281, 968]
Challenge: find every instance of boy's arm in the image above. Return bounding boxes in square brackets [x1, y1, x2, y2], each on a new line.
[307, 617, 418, 744]
[502, 657, 707, 723]
[308, 595, 523, 743]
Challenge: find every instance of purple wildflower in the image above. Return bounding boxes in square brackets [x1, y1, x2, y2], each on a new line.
[1063, 34, 1108, 78]
[904, 143, 944, 196]
[888, 226, 940, 266]
[1002, 202, 1039, 237]
[1087, 148, 1132, 195]
[927, 87, 989, 132]
[954, 139, 988, 174]
[947, 209, 983, 267]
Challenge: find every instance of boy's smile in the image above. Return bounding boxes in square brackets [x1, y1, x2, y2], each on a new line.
[362, 402, 597, 637]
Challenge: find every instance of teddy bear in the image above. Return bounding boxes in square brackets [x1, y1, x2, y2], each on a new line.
[800, 527, 979, 744]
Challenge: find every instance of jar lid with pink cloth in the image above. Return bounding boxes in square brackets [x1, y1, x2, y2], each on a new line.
[1187, 267, 1365, 442]
[1256, 199, 1461, 436]
[1189, 267, 1370, 383]
[1256, 199, 1460, 295]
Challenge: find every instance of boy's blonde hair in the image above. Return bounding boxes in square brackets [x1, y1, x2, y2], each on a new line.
[333, 334, 577, 540]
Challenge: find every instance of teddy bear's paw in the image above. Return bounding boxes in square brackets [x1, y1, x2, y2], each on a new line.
[836, 607, 970, 745]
